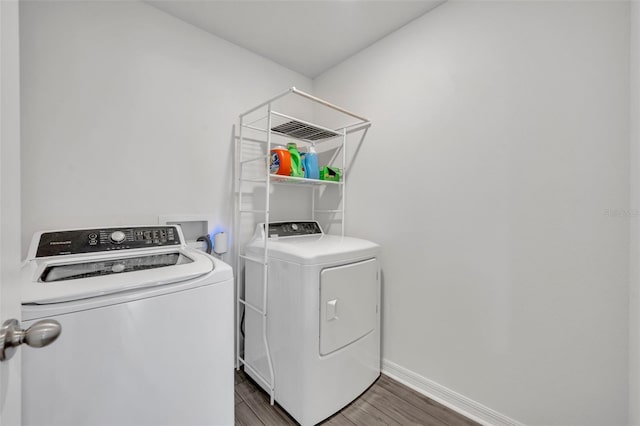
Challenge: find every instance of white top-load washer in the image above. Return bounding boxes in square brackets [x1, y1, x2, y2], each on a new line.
[244, 221, 380, 425]
[21, 225, 234, 426]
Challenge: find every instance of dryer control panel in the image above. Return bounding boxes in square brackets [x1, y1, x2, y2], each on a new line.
[266, 221, 323, 238]
[35, 226, 182, 257]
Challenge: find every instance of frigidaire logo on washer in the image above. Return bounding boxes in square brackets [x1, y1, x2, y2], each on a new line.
[49, 241, 71, 245]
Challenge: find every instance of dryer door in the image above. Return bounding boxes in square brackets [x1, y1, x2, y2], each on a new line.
[319, 258, 378, 356]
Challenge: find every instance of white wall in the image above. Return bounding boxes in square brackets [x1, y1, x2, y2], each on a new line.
[630, 1, 640, 424]
[315, 1, 630, 425]
[19, 0, 313, 256]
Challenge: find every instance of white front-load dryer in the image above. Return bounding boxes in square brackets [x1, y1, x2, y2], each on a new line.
[244, 221, 380, 425]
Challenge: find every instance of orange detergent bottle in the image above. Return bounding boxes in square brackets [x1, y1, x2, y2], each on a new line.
[270, 146, 291, 176]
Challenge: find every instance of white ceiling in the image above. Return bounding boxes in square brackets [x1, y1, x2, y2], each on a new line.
[147, 1, 445, 78]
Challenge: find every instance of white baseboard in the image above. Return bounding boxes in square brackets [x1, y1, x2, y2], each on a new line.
[381, 359, 525, 426]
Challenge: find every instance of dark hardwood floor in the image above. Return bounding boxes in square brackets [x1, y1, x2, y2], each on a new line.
[235, 369, 479, 426]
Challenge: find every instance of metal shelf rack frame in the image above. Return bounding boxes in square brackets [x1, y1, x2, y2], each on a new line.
[233, 87, 370, 405]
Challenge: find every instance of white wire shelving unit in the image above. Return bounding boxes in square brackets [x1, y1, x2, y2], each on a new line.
[233, 87, 370, 405]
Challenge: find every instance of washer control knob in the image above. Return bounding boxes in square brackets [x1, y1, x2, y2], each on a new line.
[110, 231, 126, 244]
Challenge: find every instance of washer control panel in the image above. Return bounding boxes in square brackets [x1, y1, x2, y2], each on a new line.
[36, 226, 181, 257]
[267, 221, 323, 238]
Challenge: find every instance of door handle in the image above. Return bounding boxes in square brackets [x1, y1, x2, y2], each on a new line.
[327, 299, 338, 321]
[0, 318, 62, 362]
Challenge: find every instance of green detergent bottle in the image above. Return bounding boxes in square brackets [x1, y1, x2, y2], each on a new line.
[287, 143, 303, 177]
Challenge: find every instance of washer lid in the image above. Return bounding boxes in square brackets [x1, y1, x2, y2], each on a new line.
[21, 248, 217, 304]
[246, 234, 379, 265]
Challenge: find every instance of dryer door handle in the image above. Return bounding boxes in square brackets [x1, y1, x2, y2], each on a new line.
[326, 299, 338, 321]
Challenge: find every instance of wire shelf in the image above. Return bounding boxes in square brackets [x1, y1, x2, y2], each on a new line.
[269, 174, 342, 186]
[270, 120, 339, 141]
[234, 87, 369, 407]
[241, 111, 345, 143]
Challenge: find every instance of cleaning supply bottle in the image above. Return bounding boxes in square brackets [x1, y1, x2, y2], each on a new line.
[303, 146, 319, 179]
[287, 143, 303, 177]
[320, 166, 341, 182]
[270, 146, 291, 176]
